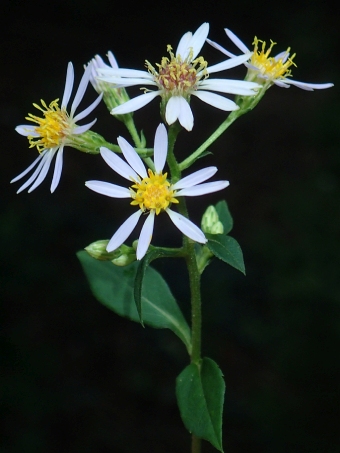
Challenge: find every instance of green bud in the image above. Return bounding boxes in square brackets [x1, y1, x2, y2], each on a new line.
[201, 206, 224, 235]
[85, 240, 117, 260]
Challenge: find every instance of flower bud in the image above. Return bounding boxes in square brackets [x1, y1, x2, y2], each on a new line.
[85, 240, 117, 260]
[201, 206, 224, 235]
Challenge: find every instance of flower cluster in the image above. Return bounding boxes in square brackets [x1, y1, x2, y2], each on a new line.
[12, 23, 333, 260]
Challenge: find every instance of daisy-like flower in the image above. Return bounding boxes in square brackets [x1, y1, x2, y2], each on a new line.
[207, 28, 334, 90]
[85, 123, 229, 260]
[87, 51, 131, 114]
[97, 23, 260, 131]
[11, 62, 103, 194]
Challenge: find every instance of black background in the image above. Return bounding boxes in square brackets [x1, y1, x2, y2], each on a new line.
[1, 0, 339, 452]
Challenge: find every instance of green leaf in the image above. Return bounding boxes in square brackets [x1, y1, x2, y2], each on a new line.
[134, 249, 165, 325]
[77, 251, 191, 353]
[176, 357, 225, 452]
[206, 234, 245, 275]
[215, 200, 233, 234]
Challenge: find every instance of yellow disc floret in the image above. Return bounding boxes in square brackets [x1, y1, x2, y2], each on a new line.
[26, 99, 72, 152]
[130, 169, 179, 215]
[145, 45, 208, 99]
[251, 37, 296, 81]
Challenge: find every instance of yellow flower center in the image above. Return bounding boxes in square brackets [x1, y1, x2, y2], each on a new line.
[145, 45, 208, 99]
[251, 37, 296, 81]
[26, 99, 72, 152]
[130, 169, 179, 215]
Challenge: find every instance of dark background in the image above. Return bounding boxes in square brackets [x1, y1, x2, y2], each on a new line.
[1, 0, 339, 452]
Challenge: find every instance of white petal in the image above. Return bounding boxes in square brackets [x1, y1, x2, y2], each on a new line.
[100, 147, 138, 181]
[10, 151, 45, 183]
[188, 23, 210, 60]
[27, 151, 55, 193]
[207, 52, 252, 74]
[192, 90, 239, 111]
[111, 91, 160, 115]
[166, 209, 207, 243]
[98, 68, 152, 79]
[107, 210, 142, 252]
[117, 136, 147, 178]
[173, 167, 217, 190]
[274, 51, 290, 63]
[107, 51, 119, 69]
[50, 146, 64, 193]
[73, 93, 103, 123]
[199, 79, 258, 95]
[61, 62, 74, 109]
[206, 38, 236, 58]
[136, 211, 155, 260]
[73, 119, 97, 135]
[176, 31, 192, 59]
[176, 180, 229, 197]
[15, 125, 39, 137]
[15, 150, 54, 193]
[70, 64, 91, 116]
[225, 28, 250, 54]
[98, 77, 157, 89]
[85, 180, 131, 198]
[165, 96, 193, 131]
[284, 79, 334, 91]
[153, 123, 168, 173]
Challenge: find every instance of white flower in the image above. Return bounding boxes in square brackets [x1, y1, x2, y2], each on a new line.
[207, 28, 334, 90]
[85, 123, 229, 260]
[97, 23, 260, 131]
[87, 51, 130, 112]
[12, 62, 103, 194]
[88, 51, 119, 93]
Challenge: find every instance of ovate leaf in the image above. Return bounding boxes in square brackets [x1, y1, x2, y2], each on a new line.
[206, 234, 245, 275]
[77, 251, 191, 353]
[176, 357, 225, 452]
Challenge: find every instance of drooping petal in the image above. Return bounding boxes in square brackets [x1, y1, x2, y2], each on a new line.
[206, 52, 252, 74]
[173, 167, 217, 190]
[153, 123, 168, 173]
[27, 151, 56, 193]
[175, 180, 230, 197]
[99, 77, 157, 89]
[15, 150, 54, 193]
[192, 90, 239, 111]
[136, 211, 155, 260]
[70, 63, 91, 117]
[206, 38, 236, 58]
[117, 136, 147, 178]
[61, 62, 74, 109]
[73, 92, 103, 122]
[111, 91, 160, 115]
[166, 209, 207, 244]
[10, 151, 45, 183]
[85, 180, 131, 198]
[165, 96, 193, 131]
[224, 28, 250, 54]
[284, 79, 334, 90]
[50, 146, 64, 193]
[199, 79, 259, 95]
[107, 210, 142, 252]
[100, 147, 138, 181]
[15, 125, 39, 137]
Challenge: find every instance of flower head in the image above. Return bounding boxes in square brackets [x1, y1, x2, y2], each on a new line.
[12, 62, 102, 193]
[87, 52, 130, 112]
[97, 23, 259, 131]
[208, 28, 334, 90]
[85, 123, 229, 260]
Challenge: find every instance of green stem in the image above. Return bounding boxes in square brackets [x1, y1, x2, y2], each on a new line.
[192, 434, 201, 453]
[124, 114, 143, 148]
[179, 110, 240, 171]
